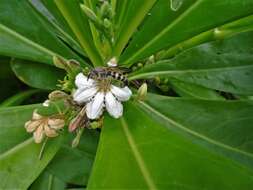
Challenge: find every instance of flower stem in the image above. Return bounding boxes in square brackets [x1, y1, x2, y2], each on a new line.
[38, 137, 48, 160]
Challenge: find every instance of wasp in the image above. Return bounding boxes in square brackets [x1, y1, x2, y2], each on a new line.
[87, 66, 130, 86]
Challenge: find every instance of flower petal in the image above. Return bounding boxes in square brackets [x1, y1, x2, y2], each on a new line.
[33, 124, 45, 143]
[111, 86, 132, 101]
[44, 125, 58, 137]
[48, 118, 65, 129]
[25, 120, 41, 132]
[105, 91, 123, 118]
[32, 110, 43, 120]
[86, 92, 104, 119]
[75, 73, 94, 88]
[73, 86, 97, 104]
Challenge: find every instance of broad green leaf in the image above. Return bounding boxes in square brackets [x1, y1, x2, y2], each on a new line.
[0, 0, 80, 64]
[130, 31, 253, 95]
[0, 89, 41, 107]
[0, 104, 38, 154]
[112, 0, 157, 57]
[29, 0, 86, 58]
[170, 79, 224, 100]
[161, 14, 253, 59]
[0, 104, 63, 189]
[0, 138, 62, 190]
[55, 0, 103, 66]
[88, 98, 253, 189]
[47, 130, 99, 185]
[0, 57, 23, 102]
[121, 0, 253, 65]
[11, 59, 65, 90]
[140, 94, 253, 170]
[29, 170, 66, 190]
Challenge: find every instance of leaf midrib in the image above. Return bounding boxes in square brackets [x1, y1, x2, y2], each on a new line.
[129, 63, 253, 80]
[123, 0, 202, 65]
[138, 101, 253, 160]
[0, 23, 58, 59]
[120, 117, 157, 190]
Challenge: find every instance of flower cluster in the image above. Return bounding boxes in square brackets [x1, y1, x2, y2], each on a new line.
[25, 110, 65, 143]
[73, 73, 132, 119]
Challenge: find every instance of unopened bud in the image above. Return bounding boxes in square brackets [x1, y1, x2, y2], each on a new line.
[100, 1, 111, 18]
[72, 128, 84, 148]
[53, 56, 69, 70]
[68, 59, 80, 67]
[90, 120, 103, 129]
[103, 18, 111, 28]
[69, 107, 88, 132]
[48, 90, 68, 101]
[81, 4, 102, 28]
[43, 100, 50, 107]
[137, 63, 143, 68]
[107, 57, 117, 67]
[137, 83, 148, 101]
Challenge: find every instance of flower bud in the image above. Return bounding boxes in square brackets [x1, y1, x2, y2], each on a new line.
[80, 4, 102, 28]
[136, 83, 148, 101]
[90, 120, 103, 129]
[107, 57, 117, 67]
[53, 55, 69, 70]
[103, 18, 111, 29]
[100, 1, 111, 18]
[48, 90, 68, 101]
[71, 128, 84, 148]
[43, 100, 50, 107]
[53, 56, 80, 74]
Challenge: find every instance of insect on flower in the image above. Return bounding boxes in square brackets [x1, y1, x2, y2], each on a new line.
[73, 62, 132, 119]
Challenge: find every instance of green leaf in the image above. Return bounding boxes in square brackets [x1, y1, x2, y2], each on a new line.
[0, 57, 23, 102]
[11, 59, 65, 90]
[121, 0, 253, 65]
[30, 0, 86, 58]
[0, 89, 41, 107]
[29, 170, 66, 190]
[55, 0, 103, 66]
[0, 104, 38, 154]
[46, 130, 99, 185]
[0, 0, 80, 64]
[0, 104, 63, 189]
[112, 0, 157, 58]
[88, 98, 253, 189]
[170, 79, 224, 100]
[0, 138, 62, 190]
[130, 31, 253, 95]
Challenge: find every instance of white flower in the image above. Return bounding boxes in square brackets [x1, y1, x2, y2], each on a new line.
[73, 73, 132, 119]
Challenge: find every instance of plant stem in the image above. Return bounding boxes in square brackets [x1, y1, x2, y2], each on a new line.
[38, 137, 48, 160]
[160, 14, 253, 59]
[112, 0, 156, 59]
[55, 0, 103, 67]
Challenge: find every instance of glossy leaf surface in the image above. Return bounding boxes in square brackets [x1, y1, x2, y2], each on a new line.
[130, 32, 253, 95]
[0, 104, 62, 189]
[0, 0, 80, 64]
[121, 0, 253, 65]
[11, 59, 65, 90]
[88, 98, 253, 189]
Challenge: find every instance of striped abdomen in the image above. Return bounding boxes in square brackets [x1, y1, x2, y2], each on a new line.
[107, 71, 128, 86]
